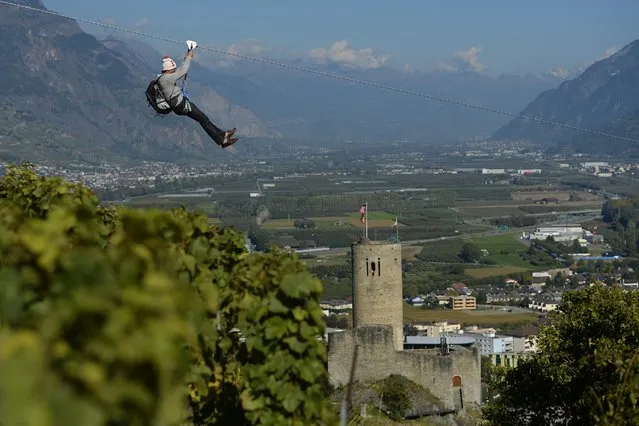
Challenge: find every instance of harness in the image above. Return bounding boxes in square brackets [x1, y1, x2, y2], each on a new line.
[153, 72, 190, 114]
[181, 73, 189, 98]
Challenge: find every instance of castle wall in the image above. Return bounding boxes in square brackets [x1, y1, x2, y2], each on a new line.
[328, 325, 481, 411]
[451, 343, 482, 407]
[351, 240, 404, 352]
[327, 239, 482, 413]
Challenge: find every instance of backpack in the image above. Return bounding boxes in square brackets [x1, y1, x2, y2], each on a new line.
[145, 77, 172, 115]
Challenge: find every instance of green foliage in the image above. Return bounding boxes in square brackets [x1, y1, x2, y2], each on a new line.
[491, 215, 540, 228]
[0, 164, 338, 426]
[480, 357, 507, 404]
[308, 264, 352, 281]
[482, 286, 639, 425]
[458, 242, 481, 263]
[601, 198, 639, 255]
[416, 239, 465, 263]
[594, 349, 639, 425]
[377, 375, 411, 421]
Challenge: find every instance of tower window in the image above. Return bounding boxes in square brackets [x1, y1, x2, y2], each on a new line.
[364, 257, 381, 277]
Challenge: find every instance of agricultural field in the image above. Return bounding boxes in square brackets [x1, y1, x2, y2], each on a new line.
[471, 234, 534, 268]
[303, 244, 422, 269]
[261, 213, 407, 230]
[262, 217, 353, 230]
[415, 239, 467, 263]
[510, 190, 601, 202]
[457, 205, 530, 218]
[464, 266, 529, 279]
[456, 192, 603, 219]
[414, 232, 540, 278]
[403, 304, 538, 326]
[401, 246, 423, 261]
[121, 171, 603, 257]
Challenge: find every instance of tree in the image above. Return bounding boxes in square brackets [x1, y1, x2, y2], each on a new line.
[517, 297, 531, 308]
[378, 375, 411, 421]
[483, 286, 639, 425]
[481, 357, 506, 403]
[0, 164, 338, 426]
[449, 264, 466, 275]
[293, 219, 315, 229]
[458, 242, 481, 263]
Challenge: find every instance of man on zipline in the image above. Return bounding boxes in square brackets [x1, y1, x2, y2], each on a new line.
[158, 48, 238, 148]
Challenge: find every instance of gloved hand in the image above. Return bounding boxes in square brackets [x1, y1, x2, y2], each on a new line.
[186, 40, 198, 50]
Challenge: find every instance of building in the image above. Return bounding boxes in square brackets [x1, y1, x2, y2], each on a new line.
[501, 324, 541, 354]
[482, 168, 506, 175]
[450, 282, 470, 295]
[327, 239, 481, 413]
[529, 300, 559, 312]
[517, 169, 542, 175]
[526, 225, 584, 242]
[531, 271, 550, 284]
[486, 352, 533, 368]
[320, 300, 353, 315]
[411, 321, 462, 337]
[404, 335, 476, 349]
[436, 295, 451, 306]
[450, 295, 477, 310]
[466, 331, 514, 356]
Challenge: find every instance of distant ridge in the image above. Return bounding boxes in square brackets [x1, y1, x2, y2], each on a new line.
[492, 39, 639, 149]
[0, 0, 274, 165]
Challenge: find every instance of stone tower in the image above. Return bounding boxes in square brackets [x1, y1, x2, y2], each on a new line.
[351, 238, 404, 352]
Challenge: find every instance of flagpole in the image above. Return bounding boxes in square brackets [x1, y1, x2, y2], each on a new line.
[395, 216, 399, 243]
[365, 202, 369, 240]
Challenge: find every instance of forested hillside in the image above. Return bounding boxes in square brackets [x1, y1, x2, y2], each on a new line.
[492, 39, 639, 148]
[0, 0, 273, 165]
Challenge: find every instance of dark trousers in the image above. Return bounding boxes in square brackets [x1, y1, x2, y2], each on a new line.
[173, 98, 225, 144]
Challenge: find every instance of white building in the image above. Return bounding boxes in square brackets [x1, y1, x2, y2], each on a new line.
[412, 321, 462, 337]
[320, 300, 353, 315]
[580, 162, 608, 169]
[517, 169, 542, 175]
[511, 335, 538, 353]
[527, 225, 584, 242]
[482, 168, 506, 175]
[468, 332, 515, 355]
[529, 300, 559, 312]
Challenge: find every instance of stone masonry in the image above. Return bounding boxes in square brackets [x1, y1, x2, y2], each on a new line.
[328, 238, 481, 412]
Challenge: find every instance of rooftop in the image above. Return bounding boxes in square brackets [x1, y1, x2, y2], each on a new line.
[404, 336, 476, 346]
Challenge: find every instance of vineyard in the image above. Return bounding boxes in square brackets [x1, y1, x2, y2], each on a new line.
[0, 164, 337, 426]
[307, 264, 352, 281]
[415, 239, 467, 263]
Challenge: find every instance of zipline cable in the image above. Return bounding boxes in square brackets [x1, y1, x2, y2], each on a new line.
[2, 0, 638, 144]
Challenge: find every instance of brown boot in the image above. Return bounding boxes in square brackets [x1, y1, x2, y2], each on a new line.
[221, 128, 238, 148]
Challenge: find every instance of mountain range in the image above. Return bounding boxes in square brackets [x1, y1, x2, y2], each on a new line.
[0, 0, 635, 164]
[0, 0, 274, 165]
[110, 34, 572, 145]
[493, 39, 639, 154]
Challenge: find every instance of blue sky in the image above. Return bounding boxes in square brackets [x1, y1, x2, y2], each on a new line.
[42, 0, 638, 75]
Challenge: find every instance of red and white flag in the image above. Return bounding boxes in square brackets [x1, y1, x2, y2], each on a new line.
[358, 204, 367, 224]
